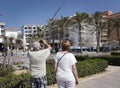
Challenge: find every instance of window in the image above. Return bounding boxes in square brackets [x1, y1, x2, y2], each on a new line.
[24, 27, 27, 29]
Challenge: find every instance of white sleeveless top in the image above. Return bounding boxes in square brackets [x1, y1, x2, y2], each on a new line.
[54, 52, 77, 81]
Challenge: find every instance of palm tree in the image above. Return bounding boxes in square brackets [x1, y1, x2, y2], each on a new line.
[58, 16, 71, 40]
[92, 11, 103, 53]
[36, 27, 44, 39]
[48, 19, 58, 47]
[48, 16, 71, 48]
[7, 37, 14, 65]
[2, 36, 8, 69]
[73, 12, 89, 54]
[58, 16, 72, 44]
[105, 18, 114, 50]
[16, 33, 23, 50]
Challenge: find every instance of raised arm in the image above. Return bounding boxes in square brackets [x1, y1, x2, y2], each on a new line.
[40, 40, 52, 49]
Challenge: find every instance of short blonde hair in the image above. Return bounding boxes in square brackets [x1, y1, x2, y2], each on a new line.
[61, 40, 71, 51]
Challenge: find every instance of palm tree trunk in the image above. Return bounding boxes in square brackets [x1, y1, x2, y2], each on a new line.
[79, 24, 82, 54]
[96, 27, 100, 53]
[107, 28, 111, 52]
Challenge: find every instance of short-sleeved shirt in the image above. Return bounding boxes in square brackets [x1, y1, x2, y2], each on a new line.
[27, 48, 50, 78]
[54, 52, 77, 81]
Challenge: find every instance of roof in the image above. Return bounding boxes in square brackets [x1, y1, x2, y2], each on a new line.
[0, 22, 5, 27]
[107, 12, 120, 18]
[5, 27, 17, 31]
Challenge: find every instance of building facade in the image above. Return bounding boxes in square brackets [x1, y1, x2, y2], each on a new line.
[101, 10, 120, 47]
[22, 25, 45, 49]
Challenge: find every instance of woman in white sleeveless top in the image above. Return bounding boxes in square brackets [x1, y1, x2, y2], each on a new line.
[54, 40, 79, 88]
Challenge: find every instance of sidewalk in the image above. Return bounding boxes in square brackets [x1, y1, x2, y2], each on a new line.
[48, 65, 120, 88]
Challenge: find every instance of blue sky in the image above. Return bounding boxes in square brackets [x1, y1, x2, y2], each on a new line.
[0, 0, 120, 30]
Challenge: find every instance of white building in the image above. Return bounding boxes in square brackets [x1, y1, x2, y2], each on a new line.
[82, 24, 96, 48]
[5, 27, 18, 38]
[22, 25, 45, 49]
[4, 27, 18, 44]
[68, 23, 96, 48]
[68, 25, 79, 47]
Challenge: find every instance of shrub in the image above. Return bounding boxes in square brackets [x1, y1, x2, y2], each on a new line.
[95, 55, 120, 66]
[0, 72, 30, 88]
[0, 58, 108, 87]
[76, 59, 108, 77]
[111, 52, 120, 56]
[75, 55, 89, 61]
[0, 67, 13, 77]
[46, 59, 56, 85]
[75, 55, 120, 66]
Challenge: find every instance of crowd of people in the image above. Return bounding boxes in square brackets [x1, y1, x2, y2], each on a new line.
[27, 39, 79, 88]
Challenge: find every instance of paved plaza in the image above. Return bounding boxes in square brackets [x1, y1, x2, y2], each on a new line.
[76, 66, 120, 88]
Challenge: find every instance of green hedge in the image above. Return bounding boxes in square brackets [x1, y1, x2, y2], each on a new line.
[75, 55, 89, 61]
[111, 52, 120, 56]
[0, 59, 108, 88]
[76, 59, 108, 77]
[95, 55, 120, 66]
[0, 73, 30, 88]
[0, 67, 13, 77]
[76, 55, 120, 66]
[46, 59, 55, 85]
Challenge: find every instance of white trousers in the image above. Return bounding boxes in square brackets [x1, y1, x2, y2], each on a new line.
[57, 79, 75, 88]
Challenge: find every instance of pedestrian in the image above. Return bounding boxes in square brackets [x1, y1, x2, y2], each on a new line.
[27, 39, 51, 88]
[54, 40, 79, 88]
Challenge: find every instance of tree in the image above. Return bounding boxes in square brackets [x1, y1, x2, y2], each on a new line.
[48, 19, 58, 47]
[55, 16, 72, 48]
[58, 16, 71, 40]
[92, 11, 103, 53]
[16, 33, 23, 50]
[73, 12, 89, 54]
[105, 18, 114, 49]
[2, 36, 8, 69]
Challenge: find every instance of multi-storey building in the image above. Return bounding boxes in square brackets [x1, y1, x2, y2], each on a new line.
[22, 25, 45, 49]
[101, 10, 120, 47]
[68, 23, 96, 48]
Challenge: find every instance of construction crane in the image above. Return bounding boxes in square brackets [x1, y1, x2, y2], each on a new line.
[49, 4, 64, 21]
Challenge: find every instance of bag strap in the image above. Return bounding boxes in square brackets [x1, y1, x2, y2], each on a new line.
[56, 53, 67, 73]
[57, 53, 67, 67]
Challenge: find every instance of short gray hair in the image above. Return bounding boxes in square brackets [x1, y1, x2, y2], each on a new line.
[32, 42, 40, 49]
